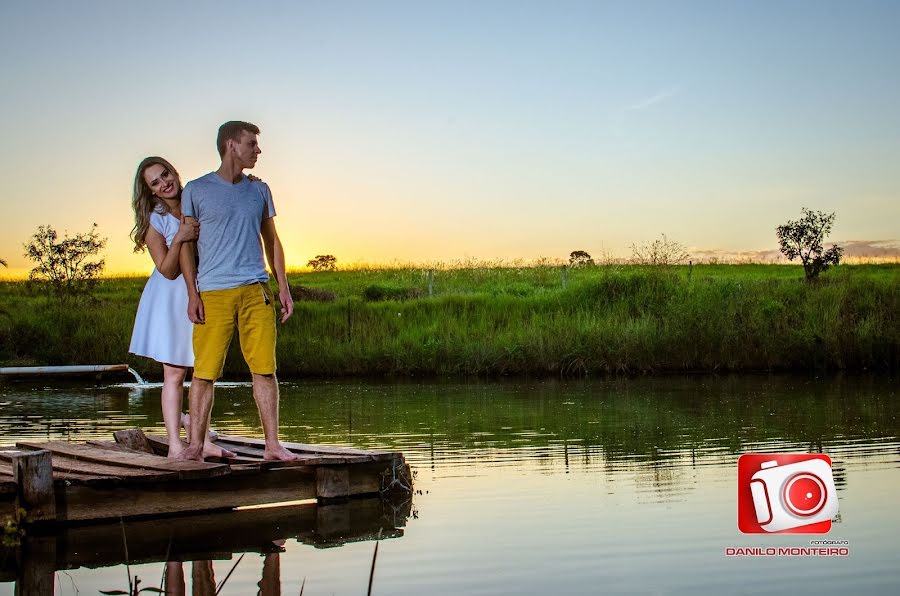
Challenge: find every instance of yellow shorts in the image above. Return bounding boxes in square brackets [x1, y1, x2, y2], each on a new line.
[192, 283, 276, 380]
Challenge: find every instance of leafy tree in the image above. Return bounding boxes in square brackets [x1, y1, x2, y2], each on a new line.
[630, 234, 689, 266]
[23, 223, 107, 299]
[776, 208, 843, 280]
[569, 250, 594, 267]
[307, 254, 337, 271]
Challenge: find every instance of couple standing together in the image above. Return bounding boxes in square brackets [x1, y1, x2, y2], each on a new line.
[129, 121, 299, 462]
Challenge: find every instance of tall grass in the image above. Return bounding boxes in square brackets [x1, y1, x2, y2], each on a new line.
[0, 264, 897, 378]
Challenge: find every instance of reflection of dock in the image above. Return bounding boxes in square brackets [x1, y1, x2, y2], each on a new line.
[1, 496, 413, 591]
[0, 429, 412, 524]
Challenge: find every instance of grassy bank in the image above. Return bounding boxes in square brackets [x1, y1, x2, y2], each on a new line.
[0, 264, 897, 379]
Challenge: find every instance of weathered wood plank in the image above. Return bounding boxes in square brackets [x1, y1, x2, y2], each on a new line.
[16, 441, 229, 480]
[145, 434, 375, 465]
[0, 478, 16, 494]
[46, 456, 176, 482]
[215, 435, 395, 460]
[12, 449, 56, 522]
[316, 466, 350, 499]
[1, 459, 122, 487]
[54, 466, 317, 522]
[113, 429, 155, 454]
[3, 448, 176, 481]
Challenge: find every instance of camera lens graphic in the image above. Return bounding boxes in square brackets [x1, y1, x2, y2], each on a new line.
[782, 472, 827, 517]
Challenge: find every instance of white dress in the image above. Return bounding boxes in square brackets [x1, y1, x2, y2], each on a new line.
[129, 210, 194, 367]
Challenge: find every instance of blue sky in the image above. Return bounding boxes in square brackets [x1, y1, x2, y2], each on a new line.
[1, 0, 898, 273]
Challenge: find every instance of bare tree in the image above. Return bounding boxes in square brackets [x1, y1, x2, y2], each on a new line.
[629, 234, 689, 265]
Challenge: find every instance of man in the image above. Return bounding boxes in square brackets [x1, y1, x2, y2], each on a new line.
[177, 120, 299, 461]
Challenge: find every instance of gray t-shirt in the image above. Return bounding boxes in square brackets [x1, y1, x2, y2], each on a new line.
[182, 172, 277, 292]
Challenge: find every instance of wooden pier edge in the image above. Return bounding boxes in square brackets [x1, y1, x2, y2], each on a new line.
[1, 430, 412, 525]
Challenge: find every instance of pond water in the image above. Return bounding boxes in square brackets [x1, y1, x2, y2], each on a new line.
[0, 375, 898, 595]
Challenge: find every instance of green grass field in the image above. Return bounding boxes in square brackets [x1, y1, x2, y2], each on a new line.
[1, 264, 897, 379]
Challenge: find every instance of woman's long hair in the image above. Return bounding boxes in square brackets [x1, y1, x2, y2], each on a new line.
[131, 156, 182, 252]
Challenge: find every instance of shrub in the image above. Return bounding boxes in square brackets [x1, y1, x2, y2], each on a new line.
[291, 285, 337, 302]
[363, 284, 424, 301]
[23, 223, 107, 300]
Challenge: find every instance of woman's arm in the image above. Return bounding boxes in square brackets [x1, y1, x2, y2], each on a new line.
[145, 218, 198, 280]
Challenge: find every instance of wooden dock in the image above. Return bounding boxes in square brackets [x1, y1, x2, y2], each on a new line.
[0, 429, 412, 524]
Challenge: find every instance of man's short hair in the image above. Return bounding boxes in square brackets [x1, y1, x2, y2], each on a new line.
[217, 121, 261, 157]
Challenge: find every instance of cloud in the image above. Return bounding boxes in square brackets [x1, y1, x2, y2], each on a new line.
[623, 87, 681, 112]
[688, 240, 900, 264]
[839, 239, 900, 258]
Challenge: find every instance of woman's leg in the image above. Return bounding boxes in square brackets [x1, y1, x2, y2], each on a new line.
[161, 364, 188, 458]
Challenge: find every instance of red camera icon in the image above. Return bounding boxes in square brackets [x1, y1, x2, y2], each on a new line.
[738, 454, 839, 534]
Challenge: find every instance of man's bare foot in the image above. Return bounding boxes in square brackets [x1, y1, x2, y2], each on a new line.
[264, 443, 301, 461]
[175, 444, 203, 461]
[202, 441, 236, 459]
[181, 413, 219, 441]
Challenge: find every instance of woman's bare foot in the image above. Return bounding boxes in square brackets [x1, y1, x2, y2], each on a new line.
[181, 413, 219, 441]
[167, 441, 185, 459]
[202, 441, 236, 459]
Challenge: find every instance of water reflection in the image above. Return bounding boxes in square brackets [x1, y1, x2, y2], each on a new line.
[2, 496, 412, 594]
[1, 375, 898, 594]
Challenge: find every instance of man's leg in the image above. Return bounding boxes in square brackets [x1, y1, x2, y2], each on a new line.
[238, 284, 298, 461]
[252, 373, 299, 460]
[179, 288, 238, 461]
[177, 377, 214, 461]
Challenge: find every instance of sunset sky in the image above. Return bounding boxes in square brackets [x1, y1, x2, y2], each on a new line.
[2, 0, 898, 276]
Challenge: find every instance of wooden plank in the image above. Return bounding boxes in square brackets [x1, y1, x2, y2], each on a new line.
[145, 434, 374, 465]
[16, 441, 229, 480]
[0, 478, 16, 494]
[50, 457, 176, 483]
[12, 449, 56, 523]
[113, 429, 155, 454]
[316, 466, 350, 499]
[215, 435, 395, 460]
[2, 449, 174, 481]
[1, 459, 121, 487]
[54, 466, 317, 522]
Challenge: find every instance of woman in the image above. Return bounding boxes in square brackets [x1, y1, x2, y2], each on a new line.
[129, 156, 233, 459]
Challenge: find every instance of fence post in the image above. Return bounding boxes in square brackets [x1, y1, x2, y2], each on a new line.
[427, 269, 434, 297]
[561, 267, 568, 290]
[12, 449, 56, 523]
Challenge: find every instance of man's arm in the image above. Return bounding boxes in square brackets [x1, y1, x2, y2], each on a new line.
[260, 216, 293, 323]
[180, 217, 205, 324]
